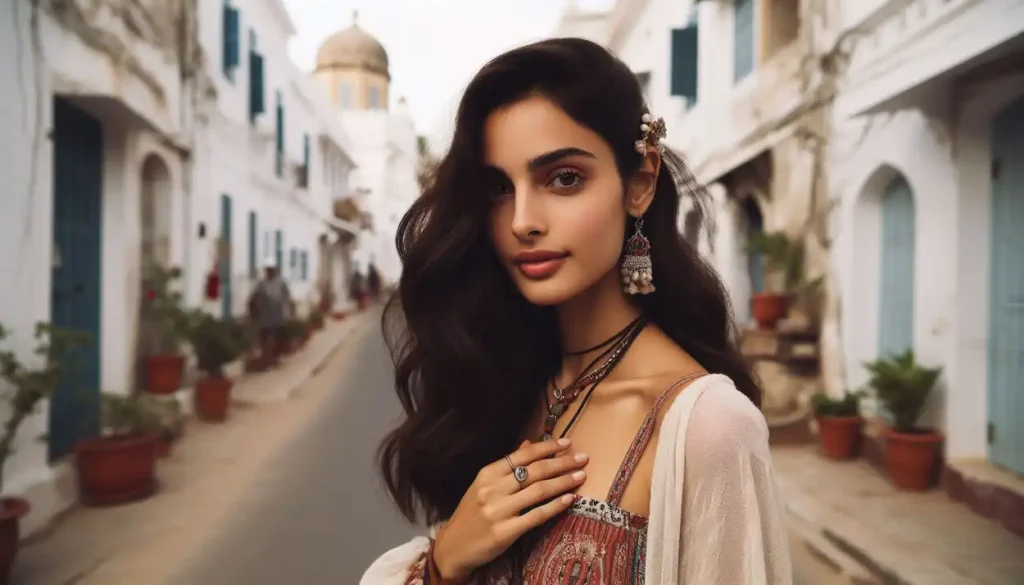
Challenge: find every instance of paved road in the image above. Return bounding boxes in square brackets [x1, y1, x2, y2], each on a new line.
[170, 321, 846, 584]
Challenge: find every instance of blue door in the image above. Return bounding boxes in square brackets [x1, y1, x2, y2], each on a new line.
[49, 99, 103, 460]
[988, 96, 1024, 475]
[220, 194, 233, 319]
[878, 175, 916, 358]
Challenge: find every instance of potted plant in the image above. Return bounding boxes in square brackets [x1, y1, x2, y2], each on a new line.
[0, 322, 89, 583]
[75, 392, 163, 505]
[309, 309, 325, 332]
[140, 265, 190, 395]
[745, 231, 803, 330]
[811, 390, 865, 460]
[152, 398, 184, 458]
[864, 349, 943, 491]
[184, 311, 246, 422]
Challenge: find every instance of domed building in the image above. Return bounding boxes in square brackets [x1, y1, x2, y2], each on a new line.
[313, 12, 390, 111]
[314, 12, 419, 287]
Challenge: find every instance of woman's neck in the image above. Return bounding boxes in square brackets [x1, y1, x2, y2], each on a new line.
[556, 270, 641, 380]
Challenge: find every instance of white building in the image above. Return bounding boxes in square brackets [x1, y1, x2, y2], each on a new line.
[829, 0, 1024, 485]
[311, 13, 421, 287]
[0, 0, 363, 537]
[0, 0, 203, 535]
[191, 0, 360, 320]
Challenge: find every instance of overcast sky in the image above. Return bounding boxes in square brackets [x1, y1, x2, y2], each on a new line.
[285, 0, 615, 137]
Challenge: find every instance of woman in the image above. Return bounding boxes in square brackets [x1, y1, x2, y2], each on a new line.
[364, 38, 791, 584]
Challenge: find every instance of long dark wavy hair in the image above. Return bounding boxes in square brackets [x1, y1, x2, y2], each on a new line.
[379, 38, 760, 525]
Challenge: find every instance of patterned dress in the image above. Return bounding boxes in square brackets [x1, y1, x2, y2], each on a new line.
[467, 379, 693, 585]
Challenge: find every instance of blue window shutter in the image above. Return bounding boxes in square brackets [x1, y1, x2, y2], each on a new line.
[275, 91, 284, 177]
[248, 211, 257, 278]
[249, 51, 265, 121]
[303, 133, 310, 167]
[733, 0, 755, 83]
[222, 5, 240, 77]
[275, 230, 283, 269]
[670, 26, 699, 102]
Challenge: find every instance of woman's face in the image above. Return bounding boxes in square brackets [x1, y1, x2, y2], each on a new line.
[484, 95, 628, 306]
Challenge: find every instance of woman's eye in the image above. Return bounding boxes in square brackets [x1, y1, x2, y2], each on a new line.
[549, 170, 585, 192]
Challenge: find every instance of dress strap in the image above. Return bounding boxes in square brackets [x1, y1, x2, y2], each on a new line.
[605, 371, 706, 505]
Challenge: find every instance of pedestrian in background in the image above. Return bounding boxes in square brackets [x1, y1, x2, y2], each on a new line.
[367, 261, 382, 302]
[362, 38, 791, 585]
[350, 267, 366, 310]
[249, 259, 292, 366]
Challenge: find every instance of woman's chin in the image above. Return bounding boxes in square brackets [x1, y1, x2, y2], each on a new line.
[513, 278, 579, 307]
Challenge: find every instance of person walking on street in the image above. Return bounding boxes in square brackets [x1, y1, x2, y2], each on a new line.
[250, 259, 292, 365]
[350, 267, 367, 310]
[367, 262, 382, 302]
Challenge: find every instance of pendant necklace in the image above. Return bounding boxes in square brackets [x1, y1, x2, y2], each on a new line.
[538, 317, 647, 441]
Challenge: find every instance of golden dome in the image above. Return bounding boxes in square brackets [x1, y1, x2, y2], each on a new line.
[315, 11, 389, 78]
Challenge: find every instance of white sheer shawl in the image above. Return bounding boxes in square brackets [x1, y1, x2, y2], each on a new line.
[360, 374, 793, 584]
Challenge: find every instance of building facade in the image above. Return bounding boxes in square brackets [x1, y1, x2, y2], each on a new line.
[0, 0, 204, 535]
[0, 0, 362, 536]
[313, 14, 423, 287]
[829, 0, 1024, 481]
[191, 0, 359, 321]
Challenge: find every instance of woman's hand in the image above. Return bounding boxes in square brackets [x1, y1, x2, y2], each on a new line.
[432, 438, 588, 580]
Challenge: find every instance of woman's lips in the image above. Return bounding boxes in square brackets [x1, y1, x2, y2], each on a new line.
[513, 251, 569, 281]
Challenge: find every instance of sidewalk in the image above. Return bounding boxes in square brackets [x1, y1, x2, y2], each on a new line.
[13, 312, 374, 585]
[775, 446, 1024, 585]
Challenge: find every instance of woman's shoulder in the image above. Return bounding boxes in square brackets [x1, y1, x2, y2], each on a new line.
[665, 373, 770, 458]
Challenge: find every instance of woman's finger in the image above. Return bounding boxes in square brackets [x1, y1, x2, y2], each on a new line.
[499, 489, 578, 539]
[485, 438, 572, 479]
[494, 452, 588, 497]
[504, 469, 586, 513]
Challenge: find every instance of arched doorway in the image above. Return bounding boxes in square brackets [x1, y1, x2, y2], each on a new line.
[877, 174, 915, 358]
[136, 154, 172, 388]
[987, 95, 1024, 475]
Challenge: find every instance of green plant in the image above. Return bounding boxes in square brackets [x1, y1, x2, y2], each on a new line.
[812, 389, 864, 418]
[283, 318, 306, 345]
[864, 349, 942, 433]
[0, 323, 91, 491]
[308, 309, 325, 330]
[183, 311, 247, 378]
[746, 231, 804, 294]
[140, 264, 190, 353]
[100, 392, 164, 439]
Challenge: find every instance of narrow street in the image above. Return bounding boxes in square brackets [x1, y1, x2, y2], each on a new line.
[167, 317, 848, 584]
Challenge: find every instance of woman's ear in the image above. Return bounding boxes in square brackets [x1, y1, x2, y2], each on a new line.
[626, 150, 661, 217]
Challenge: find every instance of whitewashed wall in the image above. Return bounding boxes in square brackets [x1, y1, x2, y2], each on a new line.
[0, 1, 191, 535]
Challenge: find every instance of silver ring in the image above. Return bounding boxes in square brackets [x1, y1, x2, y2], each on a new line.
[505, 455, 528, 485]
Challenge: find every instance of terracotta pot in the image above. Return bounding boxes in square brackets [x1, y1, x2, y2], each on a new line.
[883, 427, 942, 491]
[75, 434, 158, 506]
[195, 376, 232, 422]
[751, 293, 788, 330]
[154, 439, 172, 459]
[0, 497, 30, 585]
[331, 311, 347, 321]
[145, 354, 185, 395]
[816, 416, 864, 460]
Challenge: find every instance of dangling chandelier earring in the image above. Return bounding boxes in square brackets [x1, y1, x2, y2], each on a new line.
[622, 217, 654, 295]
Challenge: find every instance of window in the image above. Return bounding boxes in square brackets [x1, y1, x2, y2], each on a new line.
[670, 23, 699, 103]
[248, 211, 258, 278]
[338, 82, 352, 108]
[289, 248, 298, 278]
[275, 90, 284, 177]
[222, 2, 241, 80]
[369, 86, 380, 108]
[248, 30, 265, 124]
[733, 0, 756, 83]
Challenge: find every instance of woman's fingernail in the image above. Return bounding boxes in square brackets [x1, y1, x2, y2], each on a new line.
[558, 438, 571, 447]
[574, 453, 588, 463]
[573, 471, 586, 481]
[562, 494, 575, 504]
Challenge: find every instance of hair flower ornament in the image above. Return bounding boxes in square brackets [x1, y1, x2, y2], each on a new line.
[634, 113, 667, 155]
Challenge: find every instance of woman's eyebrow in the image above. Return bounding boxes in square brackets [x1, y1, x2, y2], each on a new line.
[526, 147, 597, 172]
